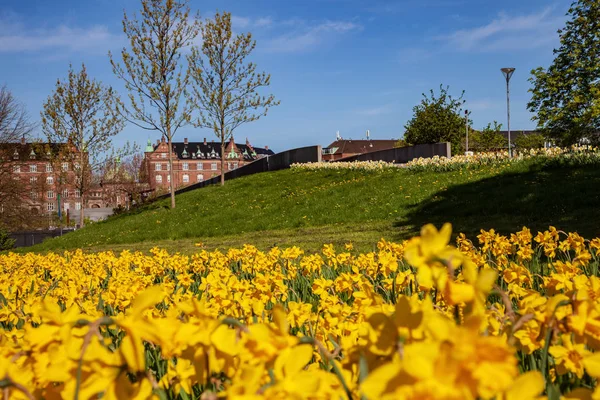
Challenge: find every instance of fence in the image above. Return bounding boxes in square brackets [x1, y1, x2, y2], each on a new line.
[159, 145, 322, 198]
[10, 229, 75, 248]
[334, 142, 451, 163]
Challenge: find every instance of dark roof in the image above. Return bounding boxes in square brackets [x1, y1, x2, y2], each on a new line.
[324, 139, 397, 155]
[0, 141, 73, 162]
[154, 141, 275, 161]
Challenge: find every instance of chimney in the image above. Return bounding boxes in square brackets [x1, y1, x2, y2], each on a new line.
[265, 145, 269, 151]
[156, 139, 160, 146]
[21, 136, 25, 145]
[203, 137, 207, 145]
[184, 137, 188, 144]
[161, 136, 165, 143]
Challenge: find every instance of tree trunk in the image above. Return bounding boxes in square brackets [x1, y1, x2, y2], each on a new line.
[167, 135, 176, 208]
[79, 152, 85, 228]
[220, 131, 225, 186]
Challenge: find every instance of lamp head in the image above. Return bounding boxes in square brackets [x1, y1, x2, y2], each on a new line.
[501, 68, 515, 81]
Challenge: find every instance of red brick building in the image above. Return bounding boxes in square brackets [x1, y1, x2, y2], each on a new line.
[143, 136, 274, 192]
[0, 139, 130, 225]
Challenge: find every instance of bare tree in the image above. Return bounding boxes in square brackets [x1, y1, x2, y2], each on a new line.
[0, 85, 35, 229]
[41, 63, 125, 228]
[187, 12, 279, 186]
[109, 0, 200, 208]
[99, 153, 148, 208]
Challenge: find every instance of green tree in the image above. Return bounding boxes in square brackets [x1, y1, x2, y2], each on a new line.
[109, 0, 200, 207]
[470, 122, 506, 151]
[404, 85, 466, 154]
[41, 63, 125, 228]
[187, 12, 279, 186]
[527, 0, 600, 145]
[514, 133, 546, 150]
[0, 224, 15, 250]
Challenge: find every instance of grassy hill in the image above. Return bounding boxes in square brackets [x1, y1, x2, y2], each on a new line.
[27, 160, 600, 253]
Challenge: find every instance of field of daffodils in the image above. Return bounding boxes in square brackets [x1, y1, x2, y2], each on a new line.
[2, 224, 600, 399]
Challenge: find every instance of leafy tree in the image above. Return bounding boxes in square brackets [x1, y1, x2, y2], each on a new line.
[41, 63, 125, 228]
[0, 224, 15, 250]
[515, 133, 546, 150]
[527, 0, 600, 145]
[187, 12, 279, 186]
[470, 122, 506, 151]
[404, 85, 466, 154]
[395, 139, 409, 148]
[110, 0, 200, 208]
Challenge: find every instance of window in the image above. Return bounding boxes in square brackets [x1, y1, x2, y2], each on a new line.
[14, 165, 22, 173]
[30, 191, 38, 200]
[161, 153, 167, 158]
[167, 175, 171, 182]
[75, 202, 81, 210]
[47, 202, 55, 211]
[62, 162, 68, 171]
[166, 163, 170, 171]
[211, 162, 217, 171]
[197, 163, 203, 170]
[74, 190, 81, 198]
[63, 189, 69, 198]
[155, 163, 162, 171]
[183, 162, 189, 171]
[30, 176, 37, 184]
[233, 162, 239, 169]
[197, 174, 204, 182]
[183, 174, 189, 183]
[46, 163, 52, 172]
[74, 163, 80, 171]
[47, 190, 55, 199]
[64, 203, 70, 210]
[227, 162, 232, 170]
[46, 177, 54, 185]
[156, 175, 163, 183]
[30, 165, 37, 173]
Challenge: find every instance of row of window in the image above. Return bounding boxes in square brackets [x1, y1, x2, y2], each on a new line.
[13, 163, 80, 173]
[30, 189, 81, 199]
[44, 202, 82, 211]
[155, 174, 205, 184]
[154, 162, 239, 171]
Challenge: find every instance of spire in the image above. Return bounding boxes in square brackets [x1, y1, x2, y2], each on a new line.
[145, 138, 154, 152]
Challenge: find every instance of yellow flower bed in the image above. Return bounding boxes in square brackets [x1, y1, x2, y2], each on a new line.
[2, 225, 600, 399]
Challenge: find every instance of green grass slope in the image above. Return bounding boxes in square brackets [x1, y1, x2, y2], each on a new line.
[28, 160, 600, 253]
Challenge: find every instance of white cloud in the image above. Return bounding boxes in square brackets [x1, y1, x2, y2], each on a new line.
[0, 18, 123, 54]
[263, 20, 362, 53]
[439, 7, 565, 52]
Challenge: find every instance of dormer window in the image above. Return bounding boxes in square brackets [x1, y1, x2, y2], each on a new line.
[29, 149, 36, 159]
[13, 150, 19, 160]
[182, 147, 189, 158]
[46, 163, 53, 172]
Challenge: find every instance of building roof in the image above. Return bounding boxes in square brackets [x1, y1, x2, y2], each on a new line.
[151, 140, 274, 161]
[324, 139, 397, 155]
[0, 141, 76, 162]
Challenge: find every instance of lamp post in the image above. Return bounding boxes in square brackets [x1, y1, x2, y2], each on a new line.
[465, 109, 469, 154]
[501, 67, 515, 157]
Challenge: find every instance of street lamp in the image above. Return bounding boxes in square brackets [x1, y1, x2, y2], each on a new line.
[465, 109, 469, 154]
[501, 67, 515, 157]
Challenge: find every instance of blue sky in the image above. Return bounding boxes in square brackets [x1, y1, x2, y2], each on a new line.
[0, 0, 569, 152]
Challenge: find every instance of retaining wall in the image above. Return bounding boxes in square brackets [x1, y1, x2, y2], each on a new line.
[334, 142, 451, 163]
[10, 229, 75, 248]
[161, 145, 322, 197]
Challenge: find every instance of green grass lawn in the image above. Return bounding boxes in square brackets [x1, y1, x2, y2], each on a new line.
[24, 160, 600, 254]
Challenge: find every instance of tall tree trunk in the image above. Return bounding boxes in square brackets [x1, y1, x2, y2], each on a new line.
[79, 152, 85, 228]
[167, 135, 176, 208]
[220, 130, 225, 186]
